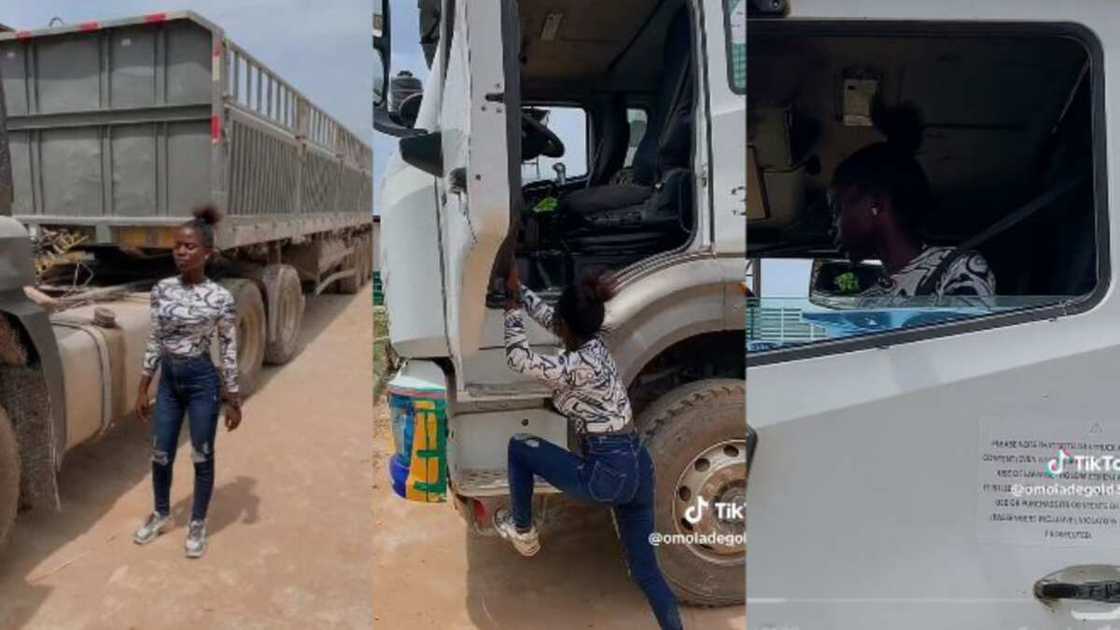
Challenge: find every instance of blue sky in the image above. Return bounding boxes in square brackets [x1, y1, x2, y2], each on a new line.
[761, 259, 811, 297]
[4, 0, 371, 164]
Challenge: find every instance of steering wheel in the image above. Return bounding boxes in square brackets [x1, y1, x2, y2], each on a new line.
[521, 111, 565, 161]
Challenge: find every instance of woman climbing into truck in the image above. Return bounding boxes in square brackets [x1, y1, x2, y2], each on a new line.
[494, 265, 685, 630]
[132, 205, 243, 559]
[830, 100, 997, 299]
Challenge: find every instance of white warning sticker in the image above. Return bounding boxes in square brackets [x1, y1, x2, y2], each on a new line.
[978, 417, 1120, 546]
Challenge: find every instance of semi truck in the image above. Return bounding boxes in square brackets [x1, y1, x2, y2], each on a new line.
[0, 12, 373, 547]
[374, 0, 747, 606]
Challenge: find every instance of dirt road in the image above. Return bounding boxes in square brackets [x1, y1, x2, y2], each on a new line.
[0, 293, 374, 630]
[371, 403, 746, 629]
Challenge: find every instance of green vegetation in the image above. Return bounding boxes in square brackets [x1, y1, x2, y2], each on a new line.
[373, 306, 396, 401]
[834, 271, 860, 294]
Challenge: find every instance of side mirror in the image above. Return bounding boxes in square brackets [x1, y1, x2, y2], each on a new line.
[374, 71, 424, 138]
[400, 131, 443, 177]
[373, 0, 391, 110]
[389, 72, 423, 128]
[375, 107, 424, 138]
[808, 259, 882, 304]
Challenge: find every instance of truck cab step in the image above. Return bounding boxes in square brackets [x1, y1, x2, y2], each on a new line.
[453, 467, 561, 497]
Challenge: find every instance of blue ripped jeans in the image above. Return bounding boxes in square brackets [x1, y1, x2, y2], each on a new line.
[151, 354, 222, 522]
[508, 432, 684, 630]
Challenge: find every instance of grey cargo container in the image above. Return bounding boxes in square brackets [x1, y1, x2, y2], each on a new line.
[0, 11, 371, 249]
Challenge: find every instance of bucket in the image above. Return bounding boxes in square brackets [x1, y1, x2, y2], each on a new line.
[387, 385, 447, 502]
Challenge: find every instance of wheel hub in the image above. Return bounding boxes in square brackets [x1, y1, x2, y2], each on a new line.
[672, 439, 747, 564]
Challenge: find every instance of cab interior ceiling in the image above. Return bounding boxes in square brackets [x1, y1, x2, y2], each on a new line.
[517, 0, 685, 100]
[747, 31, 1091, 256]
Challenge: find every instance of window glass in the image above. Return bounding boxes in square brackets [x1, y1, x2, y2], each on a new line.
[725, 0, 745, 93]
[747, 29, 1098, 358]
[623, 108, 648, 168]
[521, 106, 588, 184]
[749, 248, 1093, 354]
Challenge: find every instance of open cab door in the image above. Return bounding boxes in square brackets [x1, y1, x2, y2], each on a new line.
[438, 0, 522, 386]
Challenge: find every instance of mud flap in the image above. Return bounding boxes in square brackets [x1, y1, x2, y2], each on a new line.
[0, 218, 69, 510]
[0, 365, 60, 510]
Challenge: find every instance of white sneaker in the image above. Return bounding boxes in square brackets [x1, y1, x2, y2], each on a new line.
[185, 519, 207, 558]
[133, 511, 170, 545]
[493, 507, 540, 557]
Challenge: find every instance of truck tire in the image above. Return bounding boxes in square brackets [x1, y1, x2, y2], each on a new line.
[361, 232, 374, 286]
[637, 378, 746, 607]
[0, 407, 19, 549]
[221, 279, 267, 396]
[336, 238, 363, 295]
[261, 264, 305, 366]
[354, 233, 366, 287]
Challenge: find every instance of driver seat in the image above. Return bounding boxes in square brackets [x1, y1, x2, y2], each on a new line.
[556, 6, 693, 254]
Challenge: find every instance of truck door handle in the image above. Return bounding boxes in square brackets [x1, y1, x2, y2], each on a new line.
[1037, 581, 1120, 603]
[1036, 566, 1120, 604]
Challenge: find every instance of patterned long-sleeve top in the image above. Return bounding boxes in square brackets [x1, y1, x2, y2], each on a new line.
[504, 286, 632, 434]
[858, 246, 996, 301]
[142, 277, 239, 394]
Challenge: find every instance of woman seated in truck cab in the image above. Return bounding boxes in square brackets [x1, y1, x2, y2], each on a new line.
[830, 101, 997, 300]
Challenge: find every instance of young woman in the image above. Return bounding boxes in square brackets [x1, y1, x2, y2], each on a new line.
[493, 266, 684, 630]
[133, 206, 242, 558]
[831, 101, 997, 299]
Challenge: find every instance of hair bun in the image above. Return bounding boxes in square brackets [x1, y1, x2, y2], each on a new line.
[871, 99, 924, 155]
[192, 204, 223, 226]
[580, 272, 617, 305]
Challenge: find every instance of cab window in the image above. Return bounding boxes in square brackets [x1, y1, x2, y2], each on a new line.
[521, 106, 588, 185]
[725, 0, 745, 93]
[747, 23, 1103, 359]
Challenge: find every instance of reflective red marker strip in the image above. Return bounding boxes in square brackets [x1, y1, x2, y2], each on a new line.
[79, 21, 100, 32]
[211, 115, 222, 144]
[144, 13, 168, 23]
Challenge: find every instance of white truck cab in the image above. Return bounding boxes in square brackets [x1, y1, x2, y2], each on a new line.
[748, 1, 1120, 627]
[375, 0, 746, 606]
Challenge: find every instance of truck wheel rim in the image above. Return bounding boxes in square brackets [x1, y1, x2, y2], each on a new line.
[671, 438, 747, 565]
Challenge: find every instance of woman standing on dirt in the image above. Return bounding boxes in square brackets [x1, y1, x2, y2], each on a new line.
[133, 205, 242, 559]
[494, 266, 685, 630]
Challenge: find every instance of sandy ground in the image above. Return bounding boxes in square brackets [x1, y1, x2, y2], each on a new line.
[0, 293, 374, 630]
[371, 403, 747, 629]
